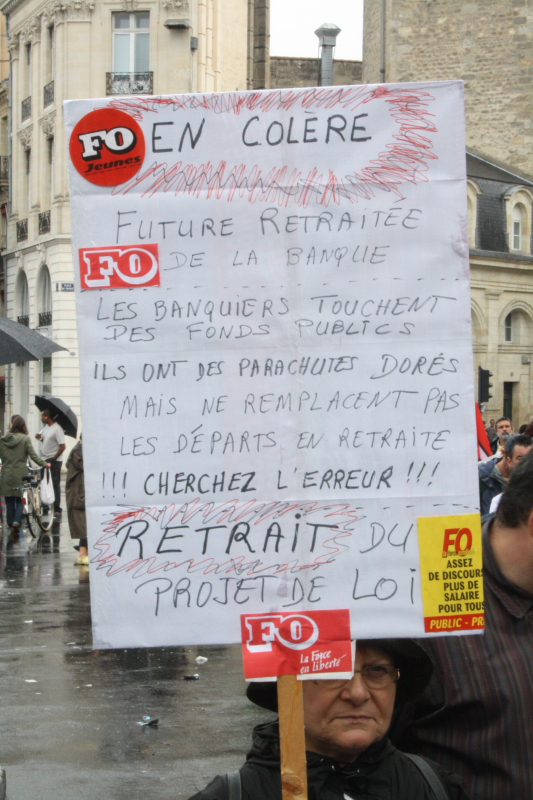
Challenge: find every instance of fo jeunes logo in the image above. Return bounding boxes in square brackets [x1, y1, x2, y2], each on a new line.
[244, 613, 320, 653]
[79, 244, 160, 289]
[70, 108, 145, 187]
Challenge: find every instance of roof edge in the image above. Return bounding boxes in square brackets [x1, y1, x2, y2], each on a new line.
[467, 147, 533, 186]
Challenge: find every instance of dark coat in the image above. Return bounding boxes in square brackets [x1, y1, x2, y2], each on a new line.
[187, 721, 469, 800]
[65, 441, 86, 540]
[0, 433, 47, 497]
[478, 458, 505, 515]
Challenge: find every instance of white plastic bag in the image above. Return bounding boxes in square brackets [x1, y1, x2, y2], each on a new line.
[40, 469, 55, 506]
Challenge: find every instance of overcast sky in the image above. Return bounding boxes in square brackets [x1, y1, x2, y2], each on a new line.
[270, 0, 364, 61]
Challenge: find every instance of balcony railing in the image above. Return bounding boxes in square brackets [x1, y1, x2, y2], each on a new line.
[21, 96, 31, 122]
[38, 311, 52, 327]
[43, 80, 54, 108]
[106, 72, 153, 95]
[39, 210, 51, 235]
[0, 156, 8, 181]
[17, 219, 28, 242]
[17, 315, 29, 327]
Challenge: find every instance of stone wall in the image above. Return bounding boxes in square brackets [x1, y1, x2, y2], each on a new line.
[270, 56, 362, 88]
[363, 0, 533, 175]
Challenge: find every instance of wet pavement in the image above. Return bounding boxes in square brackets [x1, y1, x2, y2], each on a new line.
[0, 512, 272, 799]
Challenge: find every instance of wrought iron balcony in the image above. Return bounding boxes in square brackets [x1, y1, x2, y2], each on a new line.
[17, 218, 28, 242]
[0, 156, 8, 181]
[39, 210, 51, 235]
[38, 311, 52, 327]
[21, 96, 31, 122]
[43, 80, 54, 108]
[17, 315, 29, 327]
[106, 72, 153, 95]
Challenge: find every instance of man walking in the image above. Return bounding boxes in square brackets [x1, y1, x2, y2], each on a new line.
[36, 408, 66, 514]
[393, 452, 533, 800]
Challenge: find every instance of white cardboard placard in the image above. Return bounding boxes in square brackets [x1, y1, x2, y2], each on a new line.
[65, 82, 479, 648]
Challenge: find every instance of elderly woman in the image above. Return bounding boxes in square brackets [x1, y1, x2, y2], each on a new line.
[188, 639, 469, 800]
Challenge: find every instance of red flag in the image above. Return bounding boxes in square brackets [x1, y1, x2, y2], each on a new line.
[476, 402, 492, 460]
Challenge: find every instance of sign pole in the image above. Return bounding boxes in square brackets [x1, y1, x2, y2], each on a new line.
[277, 674, 308, 800]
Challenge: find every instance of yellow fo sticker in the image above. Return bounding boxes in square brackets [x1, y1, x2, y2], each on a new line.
[417, 513, 484, 633]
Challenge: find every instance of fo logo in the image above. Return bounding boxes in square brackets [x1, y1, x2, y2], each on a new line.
[79, 244, 160, 289]
[70, 108, 145, 187]
[244, 613, 319, 653]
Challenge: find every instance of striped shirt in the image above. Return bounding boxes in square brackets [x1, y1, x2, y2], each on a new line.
[392, 518, 533, 800]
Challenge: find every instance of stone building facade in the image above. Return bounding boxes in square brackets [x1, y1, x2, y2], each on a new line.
[270, 56, 361, 89]
[0, 0, 264, 438]
[364, 0, 533, 425]
[468, 151, 533, 426]
[363, 0, 533, 176]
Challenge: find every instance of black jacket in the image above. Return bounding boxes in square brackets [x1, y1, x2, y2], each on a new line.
[187, 720, 469, 800]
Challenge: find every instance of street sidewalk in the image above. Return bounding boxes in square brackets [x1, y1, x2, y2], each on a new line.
[0, 509, 268, 799]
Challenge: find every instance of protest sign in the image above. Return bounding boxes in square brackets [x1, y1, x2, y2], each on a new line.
[65, 81, 480, 649]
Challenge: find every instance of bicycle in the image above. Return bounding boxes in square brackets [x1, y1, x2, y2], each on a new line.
[18, 466, 54, 536]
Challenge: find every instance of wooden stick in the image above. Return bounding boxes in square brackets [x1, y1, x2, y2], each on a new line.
[277, 674, 308, 800]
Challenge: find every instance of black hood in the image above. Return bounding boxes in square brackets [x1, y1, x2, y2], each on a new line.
[246, 637, 433, 712]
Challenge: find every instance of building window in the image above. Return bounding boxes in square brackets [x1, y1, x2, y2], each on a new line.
[467, 179, 481, 249]
[43, 137, 54, 205]
[47, 25, 55, 80]
[113, 12, 150, 74]
[49, 138, 54, 200]
[26, 43, 32, 96]
[505, 312, 513, 342]
[512, 205, 523, 251]
[38, 266, 52, 327]
[25, 148, 31, 209]
[505, 188, 533, 255]
[40, 356, 52, 395]
[18, 361, 29, 418]
[503, 382, 513, 422]
[17, 270, 29, 319]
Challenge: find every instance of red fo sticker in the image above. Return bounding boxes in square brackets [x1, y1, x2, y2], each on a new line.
[79, 244, 160, 289]
[70, 108, 145, 187]
[241, 609, 353, 680]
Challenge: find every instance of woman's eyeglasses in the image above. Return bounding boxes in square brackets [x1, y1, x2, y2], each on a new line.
[311, 664, 400, 691]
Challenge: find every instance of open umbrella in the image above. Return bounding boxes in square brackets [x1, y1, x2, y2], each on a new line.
[34, 394, 78, 438]
[0, 317, 67, 366]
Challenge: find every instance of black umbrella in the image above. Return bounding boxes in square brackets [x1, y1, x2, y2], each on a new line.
[0, 317, 67, 366]
[34, 394, 78, 438]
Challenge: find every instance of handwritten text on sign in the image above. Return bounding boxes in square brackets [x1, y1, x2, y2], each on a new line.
[65, 82, 480, 648]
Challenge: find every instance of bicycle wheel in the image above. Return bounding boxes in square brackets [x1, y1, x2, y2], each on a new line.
[22, 492, 36, 538]
[32, 488, 54, 532]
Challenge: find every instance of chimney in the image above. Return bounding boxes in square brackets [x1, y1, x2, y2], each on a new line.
[314, 23, 341, 86]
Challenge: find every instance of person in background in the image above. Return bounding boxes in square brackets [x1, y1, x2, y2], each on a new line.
[0, 415, 48, 540]
[35, 408, 66, 516]
[485, 418, 497, 445]
[487, 433, 533, 515]
[490, 416, 513, 455]
[392, 451, 533, 800]
[65, 436, 87, 566]
[188, 639, 469, 800]
[478, 419, 518, 514]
